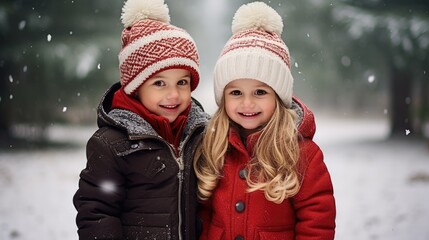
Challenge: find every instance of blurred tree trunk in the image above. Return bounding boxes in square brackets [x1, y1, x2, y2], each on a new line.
[420, 77, 429, 137]
[0, 62, 12, 144]
[336, 0, 429, 139]
[390, 69, 413, 137]
[0, 0, 122, 147]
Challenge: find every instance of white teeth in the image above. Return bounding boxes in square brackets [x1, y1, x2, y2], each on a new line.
[241, 112, 258, 116]
[163, 105, 178, 109]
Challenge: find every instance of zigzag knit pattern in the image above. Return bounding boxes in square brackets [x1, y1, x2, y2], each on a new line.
[213, 27, 294, 107]
[221, 29, 291, 69]
[119, 19, 200, 95]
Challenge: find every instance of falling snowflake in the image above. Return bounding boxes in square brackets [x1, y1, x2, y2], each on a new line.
[368, 75, 375, 83]
[9, 75, 13, 83]
[100, 180, 116, 193]
[18, 20, 26, 30]
[341, 56, 351, 67]
[306, 33, 310, 37]
[97, 63, 101, 69]
[23, 65, 28, 72]
[47, 34, 52, 42]
[294, 62, 299, 68]
[383, 109, 388, 114]
[62, 107, 67, 112]
[405, 129, 411, 136]
[9, 94, 13, 100]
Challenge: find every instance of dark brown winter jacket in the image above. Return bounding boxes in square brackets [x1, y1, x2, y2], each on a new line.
[73, 83, 210, 240]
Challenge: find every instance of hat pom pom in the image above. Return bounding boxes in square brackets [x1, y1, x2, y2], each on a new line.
[232, 1, 283, 35]
[121, 0, 170, 28]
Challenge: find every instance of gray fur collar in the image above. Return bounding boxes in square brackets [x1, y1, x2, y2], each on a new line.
[107, 101, 210, 140]
[291, 99, 304, 128]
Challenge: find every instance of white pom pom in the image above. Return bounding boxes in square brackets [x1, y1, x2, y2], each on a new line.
[121, 0, 170, 28]
[232, 2, 283, 35]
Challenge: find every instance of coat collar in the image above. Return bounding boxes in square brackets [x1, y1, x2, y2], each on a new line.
[292, 96, 316, 140]
[96, 82, 210, 141]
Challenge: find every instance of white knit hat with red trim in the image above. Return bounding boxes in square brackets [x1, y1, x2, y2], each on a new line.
[119, 0, 200, 95]
[213, 2, 294, 107]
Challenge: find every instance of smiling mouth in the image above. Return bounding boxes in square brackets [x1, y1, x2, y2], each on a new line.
[239, 112, 260, 117]
[161, 104, 179, 109]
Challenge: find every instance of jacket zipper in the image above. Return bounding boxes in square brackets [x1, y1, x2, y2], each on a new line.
[165, 141, 184, 240]
[175, 127, 202, 240]
[161, 141, 184, 240]
[130, 126, 203, 240]
[174, 129, 200, 240]
[176, 155, 184, 240]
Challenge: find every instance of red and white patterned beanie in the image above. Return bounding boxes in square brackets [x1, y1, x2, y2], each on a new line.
[119, 0, 200, 95]
[213, 2, 294, 107]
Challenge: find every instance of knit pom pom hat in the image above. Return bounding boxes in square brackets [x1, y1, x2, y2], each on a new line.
[213, 1, 293, 107]
[119, 0, 200, 95]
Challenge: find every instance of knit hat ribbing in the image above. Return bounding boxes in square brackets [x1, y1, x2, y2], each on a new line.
[119, 0, 200, 95]
[213, 2, 293, 107]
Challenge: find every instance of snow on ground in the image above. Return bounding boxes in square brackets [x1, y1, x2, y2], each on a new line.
[1, 117, 429, 240]
[315, 117, 429, 240]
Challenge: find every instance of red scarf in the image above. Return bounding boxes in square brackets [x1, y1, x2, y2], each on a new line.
[111, 89, 190, 151]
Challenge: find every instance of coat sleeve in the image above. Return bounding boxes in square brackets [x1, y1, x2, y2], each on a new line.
[73, 129, 126, 240]
[292, 140, 336, 240]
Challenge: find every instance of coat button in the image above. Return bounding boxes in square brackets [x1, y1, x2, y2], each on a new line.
[130, 143, 138, 149]
[235, 201, 245, 212]
[235, 235, 244, 240]
[239, 169, 247, 179]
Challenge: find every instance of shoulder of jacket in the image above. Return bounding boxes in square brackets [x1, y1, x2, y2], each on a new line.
[299, 138, 321, 154]
[91, 126, 127, 142]
[297, 139, 323, 173]
[89, 126, 162, 157]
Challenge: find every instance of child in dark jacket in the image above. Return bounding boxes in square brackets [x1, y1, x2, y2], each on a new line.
[194, 2, 335, 240]
[73, 0, 209, 239]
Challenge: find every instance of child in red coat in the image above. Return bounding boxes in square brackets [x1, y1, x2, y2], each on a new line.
[194, 2, 336, 239]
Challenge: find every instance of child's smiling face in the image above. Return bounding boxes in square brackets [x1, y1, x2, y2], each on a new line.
[137, 68, 192, 123]
[224, 78, 276, 133]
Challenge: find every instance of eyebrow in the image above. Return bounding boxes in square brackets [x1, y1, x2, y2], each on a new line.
[225, 83, 270, 89]
[151, 73, 191, 79]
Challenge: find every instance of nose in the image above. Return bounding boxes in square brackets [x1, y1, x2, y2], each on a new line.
[167, 86, 179, 100]
[241, 95, 255, 108]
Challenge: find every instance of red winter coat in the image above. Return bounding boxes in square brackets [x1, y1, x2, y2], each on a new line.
[198, 97, 336, 240]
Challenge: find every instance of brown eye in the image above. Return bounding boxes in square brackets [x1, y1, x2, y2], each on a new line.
[153, 80, 165, 87]
[255, 89, 267, 95]
[230, 90, 241, 96]
[177, 79, 189, 86]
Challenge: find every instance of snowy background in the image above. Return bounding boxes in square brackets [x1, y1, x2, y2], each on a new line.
[1, 116, 429, 240]
[1, 0, 428, 239]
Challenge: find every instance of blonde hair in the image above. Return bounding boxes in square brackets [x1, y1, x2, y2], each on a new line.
[194, 96, 301, 204]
